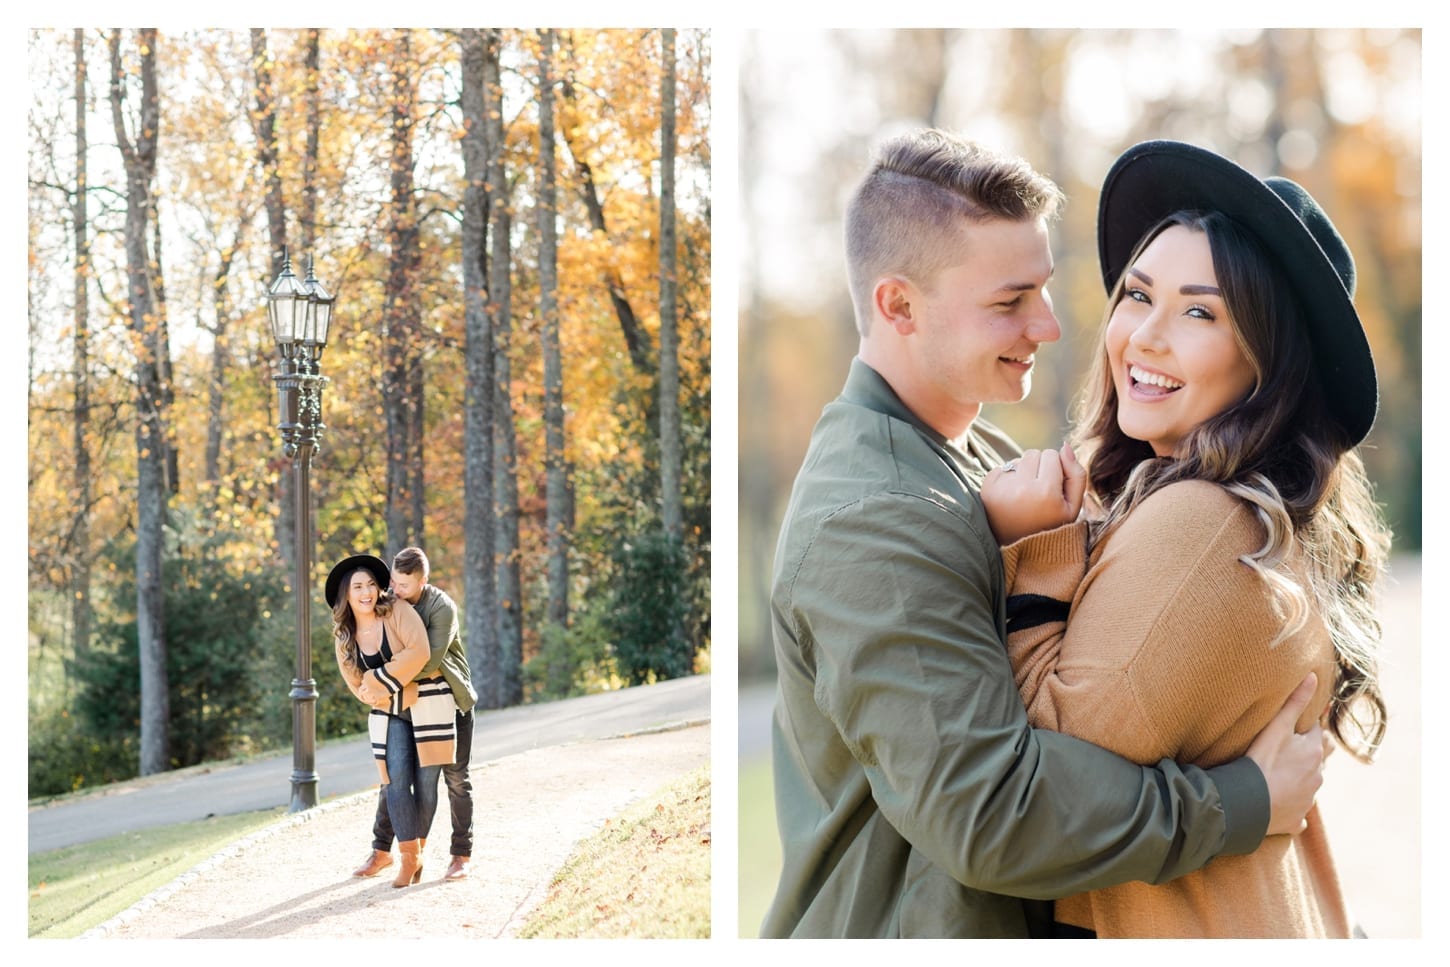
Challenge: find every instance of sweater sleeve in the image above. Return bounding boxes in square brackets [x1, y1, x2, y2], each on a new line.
[1003, 481, 1328, 768]
[335, 637, 373, 707]
[999, 519, 1091, 714]
[355, 601, 432, 708]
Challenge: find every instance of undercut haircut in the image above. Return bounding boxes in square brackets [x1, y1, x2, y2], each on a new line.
[392, 546, 429, 579]
[844, 129, 1064, 336]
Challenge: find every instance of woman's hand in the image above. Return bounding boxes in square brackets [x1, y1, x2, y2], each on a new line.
[980, 443, 1087, 545]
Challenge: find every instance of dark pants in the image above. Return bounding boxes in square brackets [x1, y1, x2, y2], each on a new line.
[372, 708, 474, 856]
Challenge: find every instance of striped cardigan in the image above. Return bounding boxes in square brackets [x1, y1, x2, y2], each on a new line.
[335, 598, 458, 783]
[367, 676, 457, 782]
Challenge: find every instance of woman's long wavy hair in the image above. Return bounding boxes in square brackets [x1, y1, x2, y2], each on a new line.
[332, 567, 395, 673]
[1073, 210, 1391, 761]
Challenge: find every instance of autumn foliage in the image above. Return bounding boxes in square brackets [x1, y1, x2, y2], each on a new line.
[27, 27, 711, 791]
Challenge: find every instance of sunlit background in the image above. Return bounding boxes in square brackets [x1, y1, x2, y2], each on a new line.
[736, 28, 1421, 938]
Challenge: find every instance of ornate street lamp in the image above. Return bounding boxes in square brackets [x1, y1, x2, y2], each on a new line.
[266, 249, 335, 812]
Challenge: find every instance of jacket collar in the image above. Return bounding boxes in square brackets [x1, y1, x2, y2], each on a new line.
[841, 357, 1001, 480]
[841, 357, 946, 445]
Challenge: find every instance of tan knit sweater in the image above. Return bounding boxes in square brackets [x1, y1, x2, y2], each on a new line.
[1001, 479, 1351, 938]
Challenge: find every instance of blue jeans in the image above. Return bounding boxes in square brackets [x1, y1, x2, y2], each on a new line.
[373, 708, 473, 855]
[382, 713, 443, 842]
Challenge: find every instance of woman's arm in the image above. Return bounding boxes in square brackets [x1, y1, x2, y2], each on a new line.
[1002, 480, 1330, 766]
[999, 519, 1091, 715]
[335, 637, 387, 708]
[355, 601, 432, 708]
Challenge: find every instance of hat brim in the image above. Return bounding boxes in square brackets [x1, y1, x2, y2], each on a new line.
[325, 554, 391, 609]
[1097, 141, 1376, 444]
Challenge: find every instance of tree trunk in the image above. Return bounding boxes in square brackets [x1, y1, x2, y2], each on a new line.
[150, 212, 179, 497]
[382, 30, 425, 556]
[250, 27, 296, 574]
[492, 210, 523, 708]
[205, 220, 246, 505]
[71, 28, 92, 659]
[487, 30, 522, 707]
[657, 29, 688, 669]
[459, 29, 500, 708]
[110, 27, 170, 776]
[558, 42, 650, 376]
[659, 28, 682, 541]
[302, 28, 321, 254]
[537, 29, 570, 635]
[250, 28, 288, 270]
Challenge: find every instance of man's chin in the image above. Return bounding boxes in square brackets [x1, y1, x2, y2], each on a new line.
[999, 380, 1031, 404]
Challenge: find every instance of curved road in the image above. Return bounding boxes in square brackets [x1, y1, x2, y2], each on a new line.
[29, 674, 709, 854]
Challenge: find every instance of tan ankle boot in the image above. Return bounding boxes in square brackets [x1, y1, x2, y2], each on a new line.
[392, 839, 422, 888]
[352, 849, 393, 878]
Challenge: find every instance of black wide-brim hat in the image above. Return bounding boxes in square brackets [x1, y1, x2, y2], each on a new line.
[1097, 140, 1377, 445]
[324, 554, 391, 609]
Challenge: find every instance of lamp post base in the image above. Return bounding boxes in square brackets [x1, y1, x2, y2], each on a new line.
[288, 772, 320, 813]
[289, 673, 319, 813]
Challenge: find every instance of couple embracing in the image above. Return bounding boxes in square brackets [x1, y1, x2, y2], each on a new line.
[325, 547, 477, 888]
[764, 132, 1389, 938]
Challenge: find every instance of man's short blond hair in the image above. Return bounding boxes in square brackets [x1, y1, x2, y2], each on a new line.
[845, 129, 1064, 336]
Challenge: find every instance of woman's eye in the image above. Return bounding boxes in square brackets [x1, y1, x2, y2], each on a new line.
[1126, 287, 1150, 304]
[1187, 304, 1216, 321]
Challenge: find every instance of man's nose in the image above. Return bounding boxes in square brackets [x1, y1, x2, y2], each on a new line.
[1026, 300, 1061, 344]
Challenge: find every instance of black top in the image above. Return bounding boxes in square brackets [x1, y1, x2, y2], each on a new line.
[359, 627, 393, 670]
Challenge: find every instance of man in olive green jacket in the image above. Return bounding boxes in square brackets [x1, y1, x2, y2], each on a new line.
[351, 547, 479, 882]
[762, 130, 1326, 938]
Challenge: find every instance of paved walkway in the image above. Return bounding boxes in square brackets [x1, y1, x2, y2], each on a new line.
[86, 723, 710, 939]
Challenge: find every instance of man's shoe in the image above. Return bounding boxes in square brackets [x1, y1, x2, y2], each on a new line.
[352, 849, 394, 878]
[443, 855, 471, 881]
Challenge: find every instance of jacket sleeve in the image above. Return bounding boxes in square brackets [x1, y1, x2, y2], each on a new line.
[355, 601, 432, 708]
[417, 589, 459, 678]
[794, 490, 1267, 901]
[1000, 482, 1332, 768]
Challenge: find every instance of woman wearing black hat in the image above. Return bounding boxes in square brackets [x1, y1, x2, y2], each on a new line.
[326, 553, 454, 889]
[978, 141, 1391, 937]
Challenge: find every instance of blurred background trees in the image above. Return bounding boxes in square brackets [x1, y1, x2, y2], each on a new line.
[27, 26, 711, 795]
[738, 27, 1421, 680]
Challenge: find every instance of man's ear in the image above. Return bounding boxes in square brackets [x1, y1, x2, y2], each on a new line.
[873, 277, 917, 335]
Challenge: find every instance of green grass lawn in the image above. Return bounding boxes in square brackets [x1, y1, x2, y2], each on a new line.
[28, 807, 286, 938]
[737, 752, 780, 938]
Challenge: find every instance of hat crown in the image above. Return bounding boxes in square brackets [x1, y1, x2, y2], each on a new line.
[1264, 176, 1355, 298]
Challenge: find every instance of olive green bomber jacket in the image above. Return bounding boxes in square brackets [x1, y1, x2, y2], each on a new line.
[761, 358, 1269, 938]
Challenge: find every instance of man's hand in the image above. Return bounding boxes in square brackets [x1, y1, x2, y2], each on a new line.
[1246, 672, 1328, 836]
[980, 443, 1087, 545]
